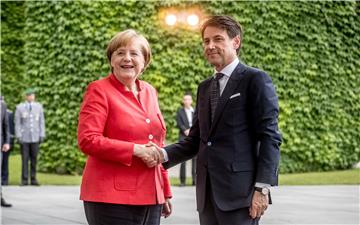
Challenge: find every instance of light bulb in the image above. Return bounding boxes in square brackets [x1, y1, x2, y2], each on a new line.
[165, 14, 177, 26]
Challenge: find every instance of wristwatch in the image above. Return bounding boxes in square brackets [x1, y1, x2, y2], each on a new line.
[254, 187, 270, 196]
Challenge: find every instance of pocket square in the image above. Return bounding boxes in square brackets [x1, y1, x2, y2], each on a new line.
[230, 93, 241, 99]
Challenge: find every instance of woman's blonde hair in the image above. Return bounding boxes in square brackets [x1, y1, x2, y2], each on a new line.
[106, 29, 152, 70]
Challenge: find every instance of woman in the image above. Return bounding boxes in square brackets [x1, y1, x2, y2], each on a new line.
[78, 29, 172, 225]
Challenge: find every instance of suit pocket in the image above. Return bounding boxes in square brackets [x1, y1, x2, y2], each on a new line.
[230, 162, 254, 197]
[210, 163, 254, 198]
[227, 93, 246, 109]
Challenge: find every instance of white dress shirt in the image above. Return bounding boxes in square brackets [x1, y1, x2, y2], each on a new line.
[215, 58, 239, 96]
[184, 107, 194, 127]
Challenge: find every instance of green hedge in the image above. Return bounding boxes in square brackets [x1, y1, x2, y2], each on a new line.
[1, 1, 359, 174]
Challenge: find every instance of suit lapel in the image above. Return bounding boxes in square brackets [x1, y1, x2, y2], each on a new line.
[209, 63, 247, 135]
[201, 79, 213, 133]
[180, 108, 190, 127]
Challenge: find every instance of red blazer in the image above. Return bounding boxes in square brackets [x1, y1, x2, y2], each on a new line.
[78, 74, 172, 205]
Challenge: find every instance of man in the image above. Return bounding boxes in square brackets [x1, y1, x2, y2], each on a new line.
[156, 15, 281, 225]
[176, 93, 196, 186]
[15, 88, 45, 186]
[1, 97, 12, 207]
[2, 109, 14, 185]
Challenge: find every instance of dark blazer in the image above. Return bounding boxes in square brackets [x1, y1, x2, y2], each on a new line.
[176, 108, 192, 141]
[1, 101, 10, 145]
[164, 62, 281, 212]
[7, 111, 15, 146]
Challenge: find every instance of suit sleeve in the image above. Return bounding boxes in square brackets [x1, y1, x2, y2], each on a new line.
[161, 165, 172, 198]
[250, 71, 282, 185]
[39, 104, 46, 138]
[77, 82, 134, 166]
[15, 105, 21, 140]
[2, 103, 10, 145]
[163, 88, 201, 169]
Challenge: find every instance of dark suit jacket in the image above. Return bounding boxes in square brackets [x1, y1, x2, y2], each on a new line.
[164, 62, 281, 212]
[176, 108, 192, 141]
[1, 101, 10, 145]
[7, 111, 15, 147]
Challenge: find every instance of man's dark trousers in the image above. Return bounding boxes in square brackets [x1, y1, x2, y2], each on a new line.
[21, 142, 39, 184]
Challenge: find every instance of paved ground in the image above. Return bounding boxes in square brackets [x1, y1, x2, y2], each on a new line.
[1, 184, 359, 225]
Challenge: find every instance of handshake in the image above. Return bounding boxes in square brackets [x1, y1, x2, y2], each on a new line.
[133, 142, 164, 167]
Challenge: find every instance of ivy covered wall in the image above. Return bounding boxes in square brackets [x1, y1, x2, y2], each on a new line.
[1, 1, 359, 174]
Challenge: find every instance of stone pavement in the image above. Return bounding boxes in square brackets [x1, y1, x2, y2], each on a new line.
[1, 185, 359, 225]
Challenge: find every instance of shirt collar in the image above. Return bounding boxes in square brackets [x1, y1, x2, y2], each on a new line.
[214, 58, 239, 78]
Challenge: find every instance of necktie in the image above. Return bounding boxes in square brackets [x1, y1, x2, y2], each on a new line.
[29, 103, 32, 111]
[210, 73, 224, 122]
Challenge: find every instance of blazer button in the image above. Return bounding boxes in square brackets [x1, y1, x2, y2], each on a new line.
[148, 134, 154, 140]
[207, 142, 212, 146]
[145, 118, 150, 124]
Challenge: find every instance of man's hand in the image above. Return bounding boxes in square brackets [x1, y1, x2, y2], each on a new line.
[184, 129, 190, 136]
[2, 144, 10, 152]
[133, 144, 161, 167]
[162, 198, 172, 218]
[146, 141, 164, 163]
[39, 137, 45, 143]
[249, 190, 269, 219]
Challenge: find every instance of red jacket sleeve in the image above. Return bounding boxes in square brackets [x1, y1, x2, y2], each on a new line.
[77, 82, 134, 166]
[161, 165, 172, 198]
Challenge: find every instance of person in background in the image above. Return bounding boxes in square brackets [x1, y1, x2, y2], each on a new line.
[15, 88, 45, 186]
[176, 92, 196, 186]
[1, 96, 12, 207]
[2, 109, 14, 185]
[77, 29, 172, 225]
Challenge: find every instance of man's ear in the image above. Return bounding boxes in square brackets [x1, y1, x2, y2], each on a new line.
[233, 35, 241, 50]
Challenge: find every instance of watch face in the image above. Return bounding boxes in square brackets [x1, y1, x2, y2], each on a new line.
[262, 188, 269, 195]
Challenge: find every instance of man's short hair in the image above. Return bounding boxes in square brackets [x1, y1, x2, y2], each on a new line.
[183, 92, 192, 97]
[201, 15, 243, 53]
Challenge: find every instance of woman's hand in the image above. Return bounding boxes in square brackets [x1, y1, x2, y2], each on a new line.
[133, 144, 161, 167]
[162, 198, 172, 218]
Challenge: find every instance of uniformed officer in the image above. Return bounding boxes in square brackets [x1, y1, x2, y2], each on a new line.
[15, 88, 45, 186]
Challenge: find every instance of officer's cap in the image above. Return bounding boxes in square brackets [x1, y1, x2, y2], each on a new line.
[25, 88, 35, 96]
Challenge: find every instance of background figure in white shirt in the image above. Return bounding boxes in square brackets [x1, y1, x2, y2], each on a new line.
[176, 93, 196, 186]
[15, 88, 45, 186]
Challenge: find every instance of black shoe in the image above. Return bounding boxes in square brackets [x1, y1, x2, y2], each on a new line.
[1, 197, 12, 207]
[31, 180, 40, 186]
[179, 183, 186, 187]
[20, 181, 28, 186]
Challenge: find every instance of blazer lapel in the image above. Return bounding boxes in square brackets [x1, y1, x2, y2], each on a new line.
[201, 79, 213, 133]
[181, 108, 190, 127]
[209, 63, 247, 135]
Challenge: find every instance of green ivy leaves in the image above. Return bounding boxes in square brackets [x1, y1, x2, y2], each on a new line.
[1, 1, 359, 174]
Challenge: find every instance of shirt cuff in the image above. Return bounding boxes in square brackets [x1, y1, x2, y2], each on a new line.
[255, 182, 271, 188]
[161, 148, 169, 162]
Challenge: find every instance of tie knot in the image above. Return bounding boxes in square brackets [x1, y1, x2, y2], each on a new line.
[215, 73, 224, 81]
